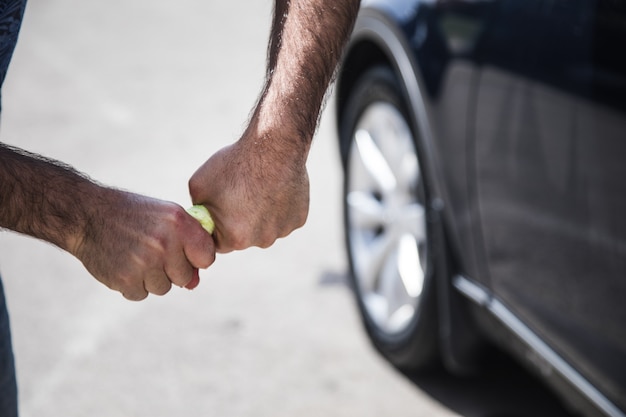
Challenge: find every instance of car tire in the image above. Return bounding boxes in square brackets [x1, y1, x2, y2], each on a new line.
[340, 65, 440, 371]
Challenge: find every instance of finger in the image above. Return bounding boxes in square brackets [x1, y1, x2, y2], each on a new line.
[163, 244, 197, 288]
[144, 271, 173, 296]
[112, 271, 151, 301]
[122, 288, 149, 301]
[210, 217, 250, 253]
[184, 269, 200, 290]
[183, 220, 217, 267]
[211, 228, 232, 254]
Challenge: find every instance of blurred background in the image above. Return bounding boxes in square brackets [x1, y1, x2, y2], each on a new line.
[0, 0, 577, 416]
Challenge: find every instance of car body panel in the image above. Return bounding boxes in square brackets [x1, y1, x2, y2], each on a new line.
[473, 0, 626, 410]
[336, 0, 626, 415]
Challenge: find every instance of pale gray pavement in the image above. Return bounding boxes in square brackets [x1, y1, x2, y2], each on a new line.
[0, 1, 575, 417]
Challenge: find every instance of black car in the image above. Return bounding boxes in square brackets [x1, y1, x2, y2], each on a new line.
[334, 1, 626, 416]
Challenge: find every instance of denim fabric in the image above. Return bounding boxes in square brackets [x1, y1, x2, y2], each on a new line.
[0, 0, 27, 85]
[0, 277, 18, 417]
[0, 0, 27, 113]
[0, 1, 25, 415]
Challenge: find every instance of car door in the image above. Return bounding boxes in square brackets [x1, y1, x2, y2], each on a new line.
[472, 0, 626, 410]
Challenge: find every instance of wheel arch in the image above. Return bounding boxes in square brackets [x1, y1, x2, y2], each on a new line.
[336, 8, 448, 236]
[335, 6, 487, 375]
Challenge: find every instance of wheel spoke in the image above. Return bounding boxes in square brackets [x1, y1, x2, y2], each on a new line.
[380, 126, 419, 192]
[388, 305, 416, 333]
[396, 154, 419, 193]
[376, 235, 421, 309]
[347, 191, 385, 230]
[355, 230, 396, 293]
[354, 129, 397, 193]
[371, 234, 423, 332]
[397, 234, 424, 298]
[400, 203, 426, 242]
[377, 242, 401, 314]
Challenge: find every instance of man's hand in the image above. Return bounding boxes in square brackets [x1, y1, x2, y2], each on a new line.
[0, 143, 215, 301]
[189, 124, 309, 253]
[71, 190, 215, 300]
[188, 0, 358, 252]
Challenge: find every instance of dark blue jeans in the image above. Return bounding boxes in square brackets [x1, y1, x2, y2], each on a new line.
[0, 276, 18, 417]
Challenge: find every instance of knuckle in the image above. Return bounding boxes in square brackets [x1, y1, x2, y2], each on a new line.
[257, 235, 277, 249]
[116, 272, 137, 291]
[171, 206, 188, 225]
[222, 227, 249, 251]
[160, 205, 187, 231]
[143, 235, 167, 257]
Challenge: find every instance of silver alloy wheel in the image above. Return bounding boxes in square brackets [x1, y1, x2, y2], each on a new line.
[346, 101, 427, 336]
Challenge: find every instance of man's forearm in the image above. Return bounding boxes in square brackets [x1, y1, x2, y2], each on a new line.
[188, 0, 360, 252]
[257, 0, 360, 146]
[1, 143, 216, 299]
[0, 143, 95, 253]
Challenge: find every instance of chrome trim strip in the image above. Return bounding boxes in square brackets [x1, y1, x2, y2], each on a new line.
[454, 275, 625, 417]
[452, 275, 489, 307]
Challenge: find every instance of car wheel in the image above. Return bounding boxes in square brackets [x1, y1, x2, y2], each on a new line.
[340, 66, 440, 370]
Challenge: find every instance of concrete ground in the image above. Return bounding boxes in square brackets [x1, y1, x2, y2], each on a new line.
[0, 1, 577, 416]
